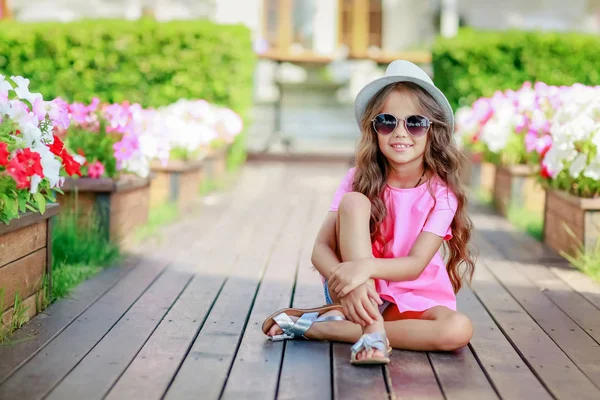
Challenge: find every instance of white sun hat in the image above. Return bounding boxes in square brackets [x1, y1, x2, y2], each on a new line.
[353, 60, 454, 132]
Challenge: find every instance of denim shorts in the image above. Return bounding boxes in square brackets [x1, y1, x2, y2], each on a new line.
[323, 280, 391, 315]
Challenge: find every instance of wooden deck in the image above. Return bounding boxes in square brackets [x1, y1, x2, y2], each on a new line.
[1, 161, 600, 400]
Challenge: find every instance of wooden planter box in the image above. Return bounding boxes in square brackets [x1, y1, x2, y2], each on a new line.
[493, 164, 546, 217]
[204, 147, 228, 183]
[461, 151, 496, 194]
[0, 204, 59, 328]
[544, 189, 600, 257]
[149, 159, 205, 211]
[460, 150, 481, 187]
[56, 176, 150, 248]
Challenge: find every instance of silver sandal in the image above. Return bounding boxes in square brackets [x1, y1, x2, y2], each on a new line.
[350, 331, 391, 365]
[262, 305, 346, 341]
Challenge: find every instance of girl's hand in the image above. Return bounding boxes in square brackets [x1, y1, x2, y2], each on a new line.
[339, 282, 382, 326]
[329, 259, 373, 298]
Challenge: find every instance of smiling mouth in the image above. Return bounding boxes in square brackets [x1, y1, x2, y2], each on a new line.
[391, 144, 413, 150]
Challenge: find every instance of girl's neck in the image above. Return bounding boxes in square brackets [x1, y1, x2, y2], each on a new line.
[387, 163, 426, 189]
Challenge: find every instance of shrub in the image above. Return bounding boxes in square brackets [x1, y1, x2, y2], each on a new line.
[433, 28, 600, 110]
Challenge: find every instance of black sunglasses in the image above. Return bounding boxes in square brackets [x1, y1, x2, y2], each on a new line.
[371, 113, 431, 137]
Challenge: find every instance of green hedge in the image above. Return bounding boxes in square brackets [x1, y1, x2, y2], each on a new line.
[0, 19, 257, 168]
[432, 28, 600, 110]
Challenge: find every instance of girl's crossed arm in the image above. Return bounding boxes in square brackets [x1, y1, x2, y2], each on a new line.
[328, 231, 444, 297]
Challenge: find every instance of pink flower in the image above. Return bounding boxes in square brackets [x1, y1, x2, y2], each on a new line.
[113, 134, 138, 164]
[87, 161, 105, 179]
[103, 102, 132, 133]
[32, 98, 71, 129]
[68, 102, 91, 126]
[525, 131, 538, 153]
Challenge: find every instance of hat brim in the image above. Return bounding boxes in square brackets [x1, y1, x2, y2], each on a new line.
[354, 75, 454, 132]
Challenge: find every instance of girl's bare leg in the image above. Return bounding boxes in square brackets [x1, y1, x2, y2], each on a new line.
[269, 192, 473, 351]
[333, 192, 387, 361]
[325, 192, 473, 351]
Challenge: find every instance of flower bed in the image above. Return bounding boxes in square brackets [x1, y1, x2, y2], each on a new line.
[149, 159, 204, 212]
[493, 164, 545, 217]
[0, 74, 78, 333]
[456, 81, 600, 257]
[150, 99, 243, 203]
[56, 175, 150, 249]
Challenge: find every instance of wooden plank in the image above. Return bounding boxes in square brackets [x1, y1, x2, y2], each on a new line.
[105, 167, 284, 400]
[0, 203, 59, 236]
[498, 259, 600, 346]
[164, 167, 293, 400]
[0, 177, 248, 400]
[0, 220, 45, 269]
[429, 346, 499, 400]
[477, 256, 600, 387]
[386, 350, 444, 400]
[0, 256, 173, 399]
[456, 287, 552, 400]
[219, 180, 316, 399]
[0, 257, 138, 383]
[0, 249, 46, 311]
[470, 252, 600, 399]
[332, 344, 388, 400]
[550, 265, 600, 311]
[278, 188, 336, 400]
[44, 266, 194, 400]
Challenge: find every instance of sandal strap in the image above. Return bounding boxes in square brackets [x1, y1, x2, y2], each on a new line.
[270, 311, 346, 341]
[351, 331, 388, 355]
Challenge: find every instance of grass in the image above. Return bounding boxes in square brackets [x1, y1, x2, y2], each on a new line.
[561, 227, 600, 282]
[472, 187, 544, 241]
[50, 210, 121, 302]
[506, 204, 544, 242]
[0, 289, 32, 344]
[134, 202, 181, 242]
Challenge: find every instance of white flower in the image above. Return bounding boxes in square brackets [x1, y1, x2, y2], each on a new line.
[20, 121, 43, 147]
[584, 153, 600, 180]
[569, 153, 587, 178]
[0, 75, 12, 100]
[10, 76, 43, 105]
[30, 174, 42, 194]
[121, 153, 150, 178]
[32, 142, 61, 188]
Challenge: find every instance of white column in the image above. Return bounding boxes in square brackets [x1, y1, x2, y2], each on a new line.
[312, 0, 337, 55]
[382, 0, 424, 52]
[214, 0, 262, 39]
[440, 0, 459, 37]
[125, 0, 143, 20]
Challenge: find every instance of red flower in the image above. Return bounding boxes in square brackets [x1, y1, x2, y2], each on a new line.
[48, 134, 66, 157]
[540, 163, 551, 179]
[0, 143, 9, 166]
[16, 149, 44, 178]
[6, 158, 29, 189]
[61, 151, 82, 177]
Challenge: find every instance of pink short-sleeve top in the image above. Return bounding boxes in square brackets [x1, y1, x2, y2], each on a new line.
[330, 167, 458, 312]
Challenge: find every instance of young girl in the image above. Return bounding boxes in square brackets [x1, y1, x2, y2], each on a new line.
[261, 60, 475, 365]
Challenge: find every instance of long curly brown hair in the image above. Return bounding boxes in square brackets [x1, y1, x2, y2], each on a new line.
[353, 82, 475, 293]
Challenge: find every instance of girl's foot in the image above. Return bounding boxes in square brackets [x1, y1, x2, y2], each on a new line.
[267, 309, 345, 337]
[351, 331, 391, 365]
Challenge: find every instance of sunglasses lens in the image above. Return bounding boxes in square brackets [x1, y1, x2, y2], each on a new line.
[406, 115, 430, 136]
[373, 114, 397, 135]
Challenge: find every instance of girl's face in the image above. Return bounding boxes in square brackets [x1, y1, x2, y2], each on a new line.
[376, 89, 428, 168]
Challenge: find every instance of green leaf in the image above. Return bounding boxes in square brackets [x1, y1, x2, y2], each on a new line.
[18, 196, 26, 213]
[33, 192, 46, 214]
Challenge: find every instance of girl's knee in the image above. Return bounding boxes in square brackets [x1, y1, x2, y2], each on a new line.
[338, 192, 371, 216]
[435, 313, 473, 351]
